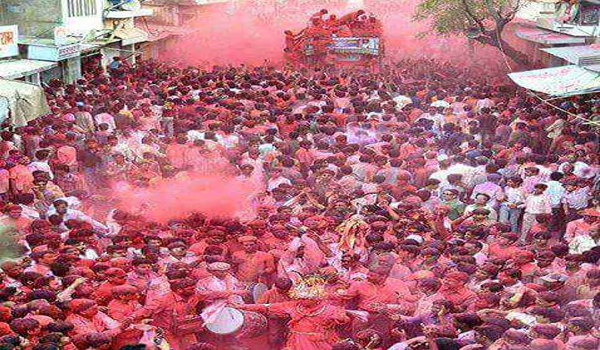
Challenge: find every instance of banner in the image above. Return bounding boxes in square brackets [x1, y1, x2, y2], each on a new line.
[0, 25, 18, 59]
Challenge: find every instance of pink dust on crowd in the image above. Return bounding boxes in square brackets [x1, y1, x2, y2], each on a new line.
[119, 0, 506, 223]
[110, 163, 261, 223]
[163, 0, 503, 67]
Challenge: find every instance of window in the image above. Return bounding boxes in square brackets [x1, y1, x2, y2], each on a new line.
[579, 5, 600, 25]
[66, 0, 97, 18]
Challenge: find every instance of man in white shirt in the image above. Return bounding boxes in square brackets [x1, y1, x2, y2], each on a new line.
[522, 183, 552, 241]
[196, 262, 245, 324]
[267, 168, 292, 192]
[499, 176, 526, 233]
[48, 199, 108, 233]
[29, 150, 54, 180]
[544, 171, 566, 232]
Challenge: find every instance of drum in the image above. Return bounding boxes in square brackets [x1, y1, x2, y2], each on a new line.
[249, 282, 268, 303]
[236, 310, 268, 339]
[205, 307, 244, 335]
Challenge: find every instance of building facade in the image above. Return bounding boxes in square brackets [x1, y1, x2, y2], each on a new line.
[0, 0, 154, 85]
[509, 0, 600, 97]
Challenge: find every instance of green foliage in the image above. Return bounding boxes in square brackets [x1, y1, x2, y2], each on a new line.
[413, 0, 521, 36]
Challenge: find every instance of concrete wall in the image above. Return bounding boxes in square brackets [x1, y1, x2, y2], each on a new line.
[0, 0, 104, 39]
[144, 3, 181, 26]
[0, 0, 63, 38]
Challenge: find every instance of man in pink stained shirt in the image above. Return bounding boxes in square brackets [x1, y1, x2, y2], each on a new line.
[9, 156, 34, 195]
[564, 208, 600, 243]
[338, 266, 418, 345]
[231, 235, 276, 283]
[127, 279, 202, 350]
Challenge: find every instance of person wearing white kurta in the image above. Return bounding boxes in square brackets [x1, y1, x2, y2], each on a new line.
[195, 262, 246, 324]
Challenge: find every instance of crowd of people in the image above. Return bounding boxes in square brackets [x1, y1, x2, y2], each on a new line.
[0, 50, 598, 350]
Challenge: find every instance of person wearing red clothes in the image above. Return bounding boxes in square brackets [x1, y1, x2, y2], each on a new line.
[434, 271, 477, 309]
[231, 235, 276, 283]
[126, 279, 201, 350]
[236, 277, 350, 350]
[257, 277, 293, 348]
[107, 285, 143, 349]
[65, 299, 123, 342]
[338, 266, 418, 347]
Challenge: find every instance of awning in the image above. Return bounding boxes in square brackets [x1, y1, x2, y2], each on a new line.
[145, 25, 199, 42]
[508, 65, 600, 96]
[541, 45, 600, 63]
[541, 45, 600, 72]
[194, 0, 231, 4]
[0, 59, 58, 80]
[0, 79, 50, 126]
[113, 27, 149, 46]
[515, 27, 586, 44]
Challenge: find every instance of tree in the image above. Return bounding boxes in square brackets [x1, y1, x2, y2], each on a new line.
[414, 0, 531, 67]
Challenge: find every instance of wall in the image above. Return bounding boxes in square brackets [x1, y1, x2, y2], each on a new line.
[101, 43, 122, 68]
[0, 0, 62, 38]
[62, 0, 105, 36]
[0, 0, 104, 39]
[62, 56, 82, 83]
[41, 66, 63, 83]
[143, 3, 181, 25]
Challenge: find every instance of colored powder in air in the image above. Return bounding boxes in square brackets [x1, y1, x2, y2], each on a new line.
[162, 0, 506, 70]
[111, 168, 262, 223]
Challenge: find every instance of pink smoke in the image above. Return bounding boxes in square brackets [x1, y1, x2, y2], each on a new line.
[161, 0, 506, 69]
[111, 170, 261, 223]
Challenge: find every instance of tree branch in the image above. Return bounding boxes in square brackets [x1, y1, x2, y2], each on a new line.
[472, 33, 495, 46]
[505, 0, 524, 22]
[461, 0, 487, 34]
[483, 0, 503, 23]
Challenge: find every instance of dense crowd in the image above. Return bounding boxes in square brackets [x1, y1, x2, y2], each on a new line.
[0, 54, 598, 350]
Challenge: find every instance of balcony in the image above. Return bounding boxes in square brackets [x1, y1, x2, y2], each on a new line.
[104, 8, 154, 18]
[535, 0, 600, 37]
[104, 0, 154, 18]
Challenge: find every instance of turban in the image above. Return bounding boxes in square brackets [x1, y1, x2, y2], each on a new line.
[238, 236, 257, 243]
[248, 220, 267, 227]
[70, 299, 96, 313]
[208, 262, 231, 271]
[105, 268, 126, 277]
[444, 271, 469, 283]
[540, 273, 567, 283]
[112, 284, 138, 296]
[110, 258, 131, 267]
[63, 113, 76, 122]
[29, 315, 54, 327]
[320, 266, 338, 276]
[518, 250, 535, 260]
[580, 208, 600, 217]
[530, 339, 559, 350]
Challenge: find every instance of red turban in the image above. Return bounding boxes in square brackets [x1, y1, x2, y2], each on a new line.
[69, 299, 96, 313]
[111, 284, 138, 296]
[444, 271, 469, 283]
